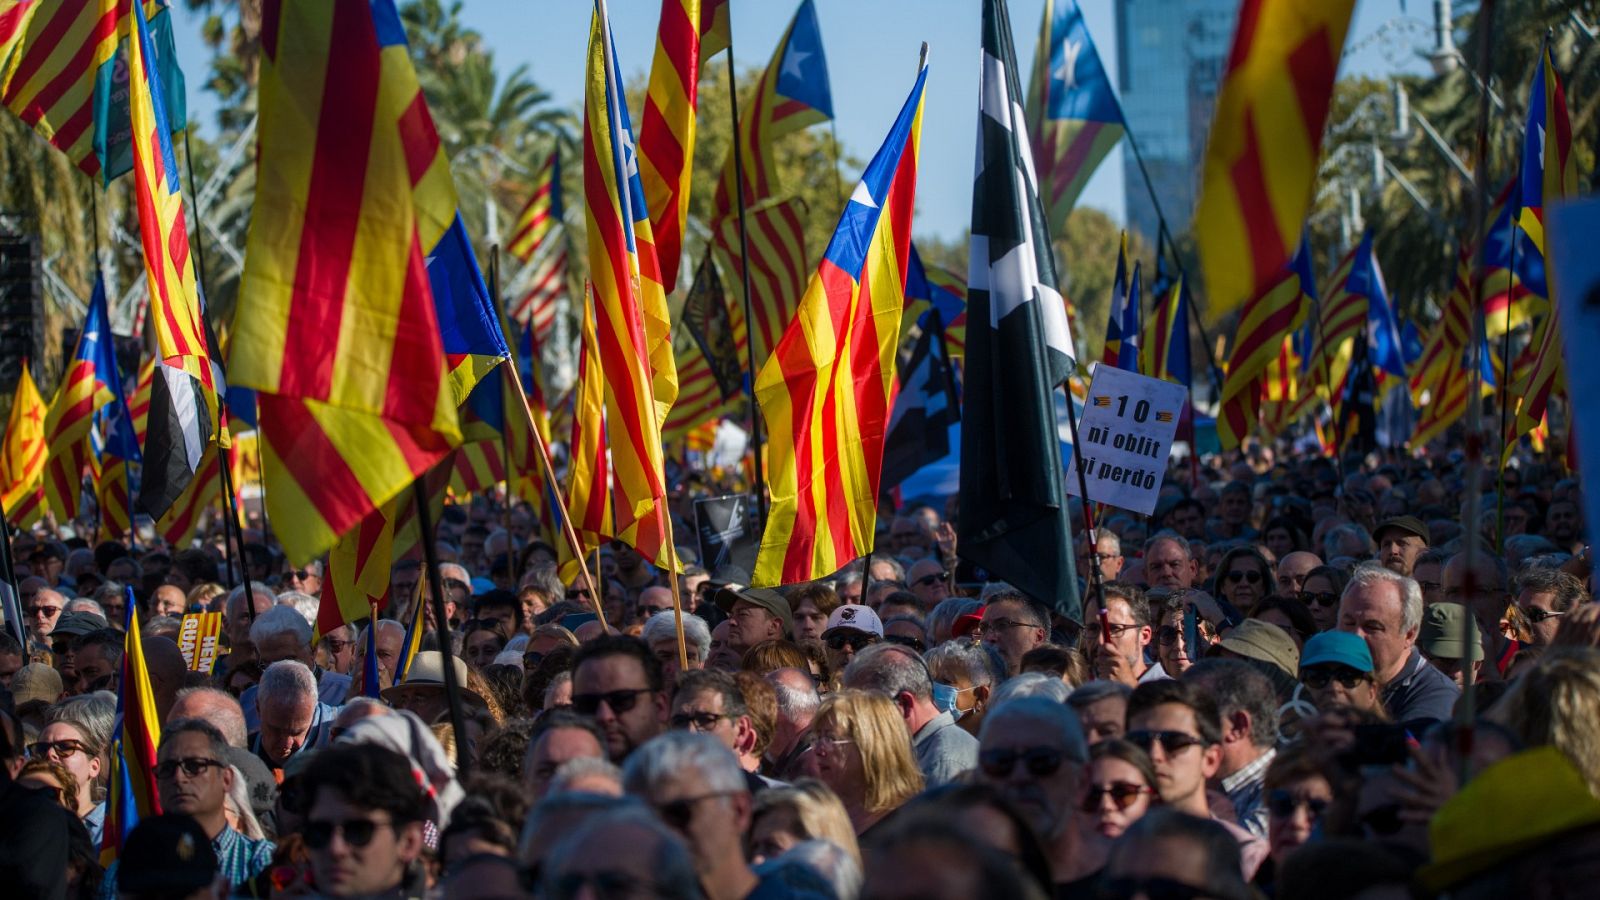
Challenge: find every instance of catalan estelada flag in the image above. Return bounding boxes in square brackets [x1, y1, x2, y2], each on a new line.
[1503, 46, 1574, 465]
[427, 211, 511, 406]
[1193, 0, 1355, 320]
[1141, 274, 1191, 387]
[43, 277, 119, 523]
[1026, 0, 1125, 234]
[128, 356, 154, 449]
[95, 346, 141, 541]
[584, 2, 679, 570]
[0, 360, 47, 524]
[1409, 246, 1471, 412]
[1479, 178, 1545, 335]
[753, 59, 927, 586]
[1218, 234, 1313, 450]
[101, 597, 162, 865]
[1100, 233, 1130, 368]
[638, 0, 728, 291]
[0, 0, 186, 180]
[232, 0, 465, 565]
[904, 244, 967, 358]
[508, 149, 561, 264]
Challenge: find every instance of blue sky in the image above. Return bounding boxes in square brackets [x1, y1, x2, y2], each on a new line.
[171, 0, 1430, 243]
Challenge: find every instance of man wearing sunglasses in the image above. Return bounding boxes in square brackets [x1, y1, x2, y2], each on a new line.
[1125, 679, 1266, 878]
[101, 719, 274, 897]
[821, 604, 884, 674]
[281, 559, 323, 597]
[669, 670, 765, 790]
[1513, 568, 1588, 648]
[906, 558, 952, 608]
[301, 743, 430, 897]
[976, 697, 1089, 880]
[571, 635, 669, 762]
[1296, 631, 1383, 716]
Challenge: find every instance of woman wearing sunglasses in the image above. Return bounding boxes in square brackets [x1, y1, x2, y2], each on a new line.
[800, 690, 924, 835]
[1060, 739, 1159, 892]
[1213, 548, 1275, 614]
[37, 697, 114, 845]
[1254, 747, 1334, 893]
[1296, 565, 1350, 634]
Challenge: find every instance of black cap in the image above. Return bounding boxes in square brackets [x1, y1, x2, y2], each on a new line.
[117, 814, 219, 893]
[51, 611, 109, 637]
[1374, 515, 1430, 546]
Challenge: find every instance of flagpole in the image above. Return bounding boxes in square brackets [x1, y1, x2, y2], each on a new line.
[86, 185, 107, 547]
[181, 130, 257, 615]
[1061, 377, 1105, 623]
[411, 479, 471, 779]
[488, 246, 520, 587]
[722, 13, 769, 528]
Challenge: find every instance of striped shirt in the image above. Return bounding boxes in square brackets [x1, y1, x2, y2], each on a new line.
[101, 826, 274, 899]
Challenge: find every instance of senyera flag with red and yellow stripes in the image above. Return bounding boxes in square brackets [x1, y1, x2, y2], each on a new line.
[1193, 0, 1355, 322]
[753, 58, 928, 587]
[638, 0, 728, 292]
[1217, 234, 1312, 450]
[0, 361, 47, 523]
[507, 148, 561, 264]
[231, 0, 464, 566]
[584, 1, 679, 570]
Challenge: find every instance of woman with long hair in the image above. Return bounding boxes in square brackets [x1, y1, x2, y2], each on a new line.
[801, 690, 924, 834]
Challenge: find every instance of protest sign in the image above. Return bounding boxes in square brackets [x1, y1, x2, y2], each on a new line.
[695, 494, 759, 575]
[1065, 365, 1187, 516]
[177, 612, 223, 673]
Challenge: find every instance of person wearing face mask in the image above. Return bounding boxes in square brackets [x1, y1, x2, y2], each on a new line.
[926, 641, 1004, 738]
[843, 644, 977, 787]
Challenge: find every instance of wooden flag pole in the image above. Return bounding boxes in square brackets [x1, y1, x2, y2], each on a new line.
[501, 361, 602, 626]
[661, 513, 690, 673]
[412, 479, 471, 778]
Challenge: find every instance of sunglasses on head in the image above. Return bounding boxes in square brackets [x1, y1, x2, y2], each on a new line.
[1125, 729, 1207, 755]
[1297, 590, 1340, 608]
[1300, 667, 1369, 690]
[1224, 569, 1263, 584]
[1267, 789, 1330, 820]
[303, 818, 392, 850]
[1079, 781, 1154, 813]
[978, 746, 1066, 779]
[826, 631, 878, 652]
[571, 687, 653, 716]
[883, 634, 926, 653]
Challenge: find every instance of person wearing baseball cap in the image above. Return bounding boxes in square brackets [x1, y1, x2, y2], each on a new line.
[1373, 516, 1430, 577]
[820, 604, 883, 673]
[1417, 602, 1484, 689]
[1297, 632, 1383, 716]
[714, 585, 792, 657]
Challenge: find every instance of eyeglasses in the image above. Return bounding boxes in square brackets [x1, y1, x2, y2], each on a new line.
[1079, 781, 1155, 813]
[321, 638, 353, 654]
[28, 739, 86, 761]
[1521, 607, 1566, 624]
[1297, 591, 1340, 608]
[883, 634, 926, 653]
[978, 618, 1039, 636]
[1267, 789, 1330, 820]
[1100, 621, 1141, 640]
[1125, 730, 1207, 755]
[654, 791, 735, 832]
[1224, 569, 1263, 584]
[154, 757, 227, 781]
[303, 817, 395, 850]
[1096, 876, 1212, 900]
[639, 606, 673, 618]
[978, 746, 1066, 779]
[669, 711, 731, 731]
[1299, 667, 1370, 690]
[810, 736, 855, 756]
[912, 572, 948, 588]
[825, 631, 879, 652]
[571, 687, 653, 716]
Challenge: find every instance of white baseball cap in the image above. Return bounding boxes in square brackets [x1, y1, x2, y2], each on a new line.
[822, 604, 884, 638]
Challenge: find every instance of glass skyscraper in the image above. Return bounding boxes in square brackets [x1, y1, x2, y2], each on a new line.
[1114, 0, 1239, 244]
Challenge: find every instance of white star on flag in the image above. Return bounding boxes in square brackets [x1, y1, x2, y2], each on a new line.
[850, 179, 878, 209]
[783, 46, 810, 81]
[1056, 39, 1083, 91]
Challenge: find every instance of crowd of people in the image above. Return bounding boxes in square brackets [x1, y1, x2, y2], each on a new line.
[2, 445, 1599, 899]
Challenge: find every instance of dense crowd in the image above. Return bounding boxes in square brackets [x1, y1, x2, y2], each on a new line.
[1, 444, 1598, 900]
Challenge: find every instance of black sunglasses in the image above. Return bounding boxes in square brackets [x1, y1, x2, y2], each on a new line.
[883, 634, 926, 653]
[1096, 876, 1211, 900]
[978, 746, 1066, 779]
[1267, 789, 1330, 820]
[571, 688, 653, 716]
[1125, 730, 1207, 755]
[1079, 781, 1154, 813]
[825, 631, 879, 652]
[1300, 667, 1370, 690]
[912, 572, 947, 587]
[303, 818, 392, 850]
[155, 757, 226, 780]
[1224, 570, 1263, 584]
[1298, 590, 1340, 608]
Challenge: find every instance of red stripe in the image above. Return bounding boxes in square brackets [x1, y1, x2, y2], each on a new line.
[381, 234, 448, 425]
[397, 89, 442, 186]
[1049, 121, 1105, 205]
[6, 4, 109, 114]
[1286, 29, 1337, 143]
[1225, 0, 1266, 73]
[1229, 109, 1287, 291]
[262, 397, 379, 540]
[280, 0, 380, 399]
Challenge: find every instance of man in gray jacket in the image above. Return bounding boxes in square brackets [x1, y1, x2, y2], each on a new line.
[843, 643, 977, 786]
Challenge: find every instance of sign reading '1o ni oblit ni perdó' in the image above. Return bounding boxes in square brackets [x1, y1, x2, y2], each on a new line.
[1065, 365, 1188, 517]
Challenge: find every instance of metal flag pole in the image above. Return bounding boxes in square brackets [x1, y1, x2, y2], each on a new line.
[721, 10, 769, 528]
[488, 245, 520, 587]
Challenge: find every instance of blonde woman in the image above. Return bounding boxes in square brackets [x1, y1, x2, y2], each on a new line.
[1491, 648, 1600, 795]
[749, 778, 861, 866]
[802, 690, 924, 834]
[188, 582, 227, 613]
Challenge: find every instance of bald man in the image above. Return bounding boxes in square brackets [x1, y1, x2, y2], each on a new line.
[1275, 552, 1323, 597]
[151, 584, 189, 619]
[168, 687, 250, 748]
